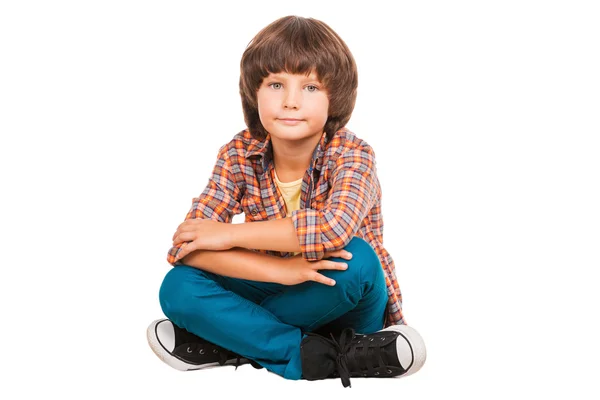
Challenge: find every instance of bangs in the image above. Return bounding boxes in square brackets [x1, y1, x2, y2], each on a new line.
[243, 18, 342, 86]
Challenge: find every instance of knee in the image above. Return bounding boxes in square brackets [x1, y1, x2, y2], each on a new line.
[344, 237, 381, 275]
[333, 237, 383, 287]
[159, 266, 200, 320]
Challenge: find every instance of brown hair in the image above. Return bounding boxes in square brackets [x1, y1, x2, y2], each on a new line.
[239, 16, 358, 140]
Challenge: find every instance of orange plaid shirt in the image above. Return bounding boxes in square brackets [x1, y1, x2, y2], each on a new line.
[167, 128, 405, 326]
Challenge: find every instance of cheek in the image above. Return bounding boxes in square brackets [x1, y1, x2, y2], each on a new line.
[317, 95, 329, 114]
[258, 93, 277, 113]
[313, 98, 329, 123]
[257, 107, 270, 127]
[256, 97, 271, 122]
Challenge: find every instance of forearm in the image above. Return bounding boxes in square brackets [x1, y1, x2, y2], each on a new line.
[179, 247, 285, 283]
[230, 217, 302, 253]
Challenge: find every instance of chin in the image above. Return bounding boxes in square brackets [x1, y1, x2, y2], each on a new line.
[269, 127, 307, 137]
[273, 134, 311, 141]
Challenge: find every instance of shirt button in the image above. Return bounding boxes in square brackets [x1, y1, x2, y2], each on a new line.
[251, 209, 258, 216]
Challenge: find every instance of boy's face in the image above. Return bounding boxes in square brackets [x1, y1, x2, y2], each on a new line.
[257, 71, 329, 143]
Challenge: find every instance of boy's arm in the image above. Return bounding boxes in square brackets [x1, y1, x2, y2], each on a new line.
[167, 144, 243, 265]
[179, 245, 352, 287]
[230, 145, 379, 260]
[230, 217, 301, 253]
[179, 247, 284, 283]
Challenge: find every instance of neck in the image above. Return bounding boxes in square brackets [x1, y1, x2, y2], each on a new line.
[271, 134, 321, 178]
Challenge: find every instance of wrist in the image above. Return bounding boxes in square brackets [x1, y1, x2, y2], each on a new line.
[228, 223, 242, 249]
[266, 255, 287, 285]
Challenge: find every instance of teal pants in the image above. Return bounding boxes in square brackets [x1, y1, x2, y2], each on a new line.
[159, 236, 389, 380]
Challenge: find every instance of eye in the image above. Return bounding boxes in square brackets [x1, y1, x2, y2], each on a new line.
[269, 82, 282, 90]
[305, 85, 319, 92]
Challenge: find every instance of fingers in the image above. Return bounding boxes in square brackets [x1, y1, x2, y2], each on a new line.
[175, 244, 188, 261]
[172, 219, 201, 241]
[173, 220, 203, 244]
[311, 271, 336, 286]
[175, 242, 195, 261]
[172, 222, 186, 241]
[323, 249, 353, 260]
[315, 260, 348, 271]
[173, 231, 196, 245]
[308, 260, 348, 286]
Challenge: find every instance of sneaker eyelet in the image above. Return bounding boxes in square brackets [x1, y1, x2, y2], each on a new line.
[187, 347, 192, 353]
[199, 349, 205, 354]
[381, 337, 385, 341]
[387, 369, 392, 374]
[375, 372, 379, 376]
[369, 338, 374, 342]
[213, 349, 218, 353]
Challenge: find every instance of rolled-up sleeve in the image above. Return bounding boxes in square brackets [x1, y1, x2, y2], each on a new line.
[291, 145, 379, 261]
[166, 145, 243, 265]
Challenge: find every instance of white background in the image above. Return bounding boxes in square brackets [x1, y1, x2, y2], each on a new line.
[1, 1, 599, 398]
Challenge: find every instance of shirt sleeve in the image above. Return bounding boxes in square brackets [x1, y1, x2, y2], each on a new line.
[166, 145, 243, 265]
[291, 145, 379, 261]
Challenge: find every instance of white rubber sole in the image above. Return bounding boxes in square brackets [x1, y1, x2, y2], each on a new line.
[382, 324, 427, 377]
[146, 319, 250, 371]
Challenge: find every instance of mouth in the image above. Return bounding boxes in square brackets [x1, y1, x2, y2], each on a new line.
[277, 118, 304, 125]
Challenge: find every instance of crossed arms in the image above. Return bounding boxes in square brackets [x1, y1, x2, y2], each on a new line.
[167, 145, 379, 286]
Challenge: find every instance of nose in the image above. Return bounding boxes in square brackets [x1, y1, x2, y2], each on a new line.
[283, 87, 301, 110]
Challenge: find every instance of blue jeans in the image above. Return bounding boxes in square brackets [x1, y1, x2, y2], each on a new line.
[159, 236, 388, 380]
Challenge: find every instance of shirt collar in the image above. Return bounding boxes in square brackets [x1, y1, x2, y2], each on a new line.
[245, 130, 328, 173]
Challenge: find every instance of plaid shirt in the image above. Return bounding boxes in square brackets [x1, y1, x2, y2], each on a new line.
[167, 128, 405, 326]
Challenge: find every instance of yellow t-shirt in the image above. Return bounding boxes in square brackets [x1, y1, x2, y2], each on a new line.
[274, 170, 303, 256]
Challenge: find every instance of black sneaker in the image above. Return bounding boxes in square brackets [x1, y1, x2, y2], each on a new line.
[147, 319, 263, 371]
[300, 324, 426, 388]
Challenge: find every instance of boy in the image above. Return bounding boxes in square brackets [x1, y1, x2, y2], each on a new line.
[147, 15, 426, 388]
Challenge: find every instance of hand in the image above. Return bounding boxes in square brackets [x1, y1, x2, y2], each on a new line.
[276, 249, 354, 286]
[172, 219, 233, 260]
